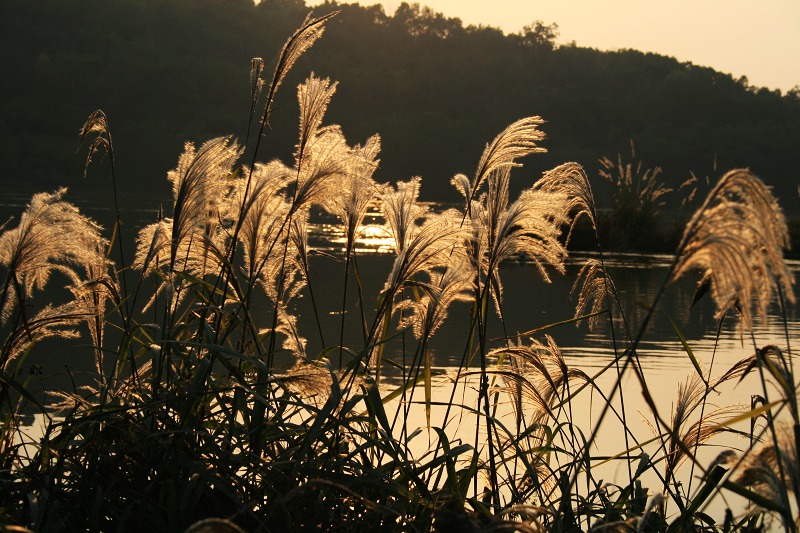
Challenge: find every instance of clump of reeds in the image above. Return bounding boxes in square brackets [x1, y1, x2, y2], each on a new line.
[598, 141, 674, 251]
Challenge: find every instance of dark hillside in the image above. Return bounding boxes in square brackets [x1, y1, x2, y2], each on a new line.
[1, 0, 798, 212]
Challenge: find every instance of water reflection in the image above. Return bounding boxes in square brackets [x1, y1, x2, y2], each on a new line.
[293, 203, 799, 394]
[308, 202, 397, 254]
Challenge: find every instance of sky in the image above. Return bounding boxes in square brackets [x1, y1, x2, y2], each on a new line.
[310, 0, 800, 93]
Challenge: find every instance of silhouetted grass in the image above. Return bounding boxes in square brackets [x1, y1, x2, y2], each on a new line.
[0, 12, 797, 533]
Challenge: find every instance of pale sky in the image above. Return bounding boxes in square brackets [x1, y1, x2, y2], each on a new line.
[310, 0, 800, 93]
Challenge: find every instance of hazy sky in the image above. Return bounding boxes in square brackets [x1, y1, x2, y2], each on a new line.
[310, 0, 800, 93]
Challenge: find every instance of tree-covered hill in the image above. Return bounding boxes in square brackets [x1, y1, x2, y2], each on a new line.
[1, 0, 799, 212]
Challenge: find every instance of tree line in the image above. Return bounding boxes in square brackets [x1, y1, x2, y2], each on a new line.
[1, 0, 799, 212]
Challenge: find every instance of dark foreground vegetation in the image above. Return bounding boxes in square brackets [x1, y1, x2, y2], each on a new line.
[1, 9, 799, 533]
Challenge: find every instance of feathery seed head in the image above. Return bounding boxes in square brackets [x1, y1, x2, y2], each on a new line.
[258, 12, 337, 129]
[322, 134, 381, 250]
[450, 173, 471, 207]
[471, 116, 546, 199]
[535, 162, 597, 242]
[473, 185, 569, 284]
[396, 256, 472, 340]
[0, 189, 108, 323]
[1, 301, 91, 369]
[296, 75, 339, 160]
[664, 372, 746, 474]
[733, 422, 799, 525]
[571, 258, 615, 330]
[133, 218, 172, 276]
[292, 127, 350, 210]
[284, 361, 338, 406]
[78, 109, 113, 177]
[383, 209, 470, 296]
[276, 304, 307, 358]
[250, 57, 265, 105]
[236, 160, 293, 277]
[381, 177, 428, 254]
[169, 136, 242, 240]
[672, 169, 794, 329]
[599, 142, 671, 216]
[496, 335, 589, 443]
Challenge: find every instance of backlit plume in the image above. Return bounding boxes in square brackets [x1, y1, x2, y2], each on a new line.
[534, 162, 597, 243]
[381, 179, 469, 296]
[133, 137, 242, 309]
[290, 76, 350, 211]
[468, 116, 546, 203]
[322, 134, 381, 253]
[469, 167, 569, 313]
[0, 188, 108, 323]
[236, 160, 293, 280]
[671, 169, 795, 328]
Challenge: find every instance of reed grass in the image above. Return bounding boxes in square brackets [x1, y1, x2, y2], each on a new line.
[0, 12, 797, 533]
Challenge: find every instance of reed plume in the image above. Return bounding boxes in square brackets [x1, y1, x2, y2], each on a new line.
[0, 189, 108, 324]
[0, 186, 120, 374]
[395, 253, 473, 428]
[396, 256, 472, 341]
[671, 169, 795, 329]
[469, 167, 569, 315]
[296, 75, 338, 161]
[381, 181, 469, 297]
[283, 360, 338, 407]
[68, 258, 120, 375]
[718, 345, 794, 396]
[253, 221, 304, 309]
[236, 160, 293, 280]
[249, 57, 265, 111]
[322, 134, 381, 252]
[534, 162, 597, 244]
[279, 75, 352, 217]
[1, 302, 90, 370]
[275, 301, 307, 358]
[663, 373, 744, 480]
[167, 137, 241, 261]
[571, 259, 615, 331]
[291, 126, 349, 213]
[132, 218, 172, 310]
[733, 422, 799, 528]
[258, 13, 336, 132]
[497, 335, 589, 429]
[462, 116, 547, 207]
[78, 109, 113, 178]
[133, 137, 242, 310]
[382, 177, 427, 257]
